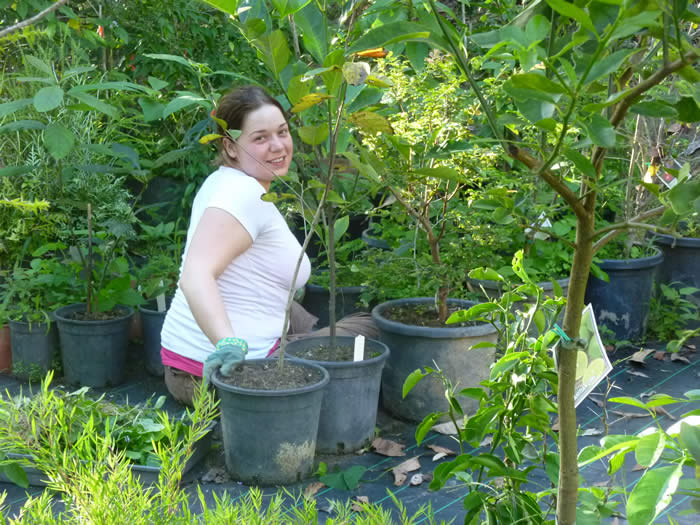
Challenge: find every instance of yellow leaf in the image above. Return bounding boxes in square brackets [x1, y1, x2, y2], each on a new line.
[211, 115, 228, 130]
[199, 133, 223, 144]
[67, 19, 81, 31]
[291, 93, 333, 113]
[353, 48, 387, 58]
[348, 111, 394, 134]
[366, 75, 392, 88]
[342, 62, 370, 86]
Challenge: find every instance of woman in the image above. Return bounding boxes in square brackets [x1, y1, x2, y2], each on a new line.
[160, 85, 375, 405]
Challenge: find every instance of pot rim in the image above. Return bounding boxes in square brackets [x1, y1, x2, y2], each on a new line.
[54, 303, 134, 325]
[371, 297, 499, 339]
[654, 232, 700, 249]
[211, 358, 330, 397]
[285, 336, 390, 369]
[597, 246, 664, 270]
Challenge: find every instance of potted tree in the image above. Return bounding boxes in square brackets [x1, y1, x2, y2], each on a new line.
[53, 205, 144, 388]
[2, 248, 77, 381]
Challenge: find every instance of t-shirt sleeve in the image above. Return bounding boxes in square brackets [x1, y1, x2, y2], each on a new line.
[206, 175, 267, 240]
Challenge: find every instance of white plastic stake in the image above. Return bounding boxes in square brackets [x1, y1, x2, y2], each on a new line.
[156, 281, 166, 312]
[353, 335, 365, 362]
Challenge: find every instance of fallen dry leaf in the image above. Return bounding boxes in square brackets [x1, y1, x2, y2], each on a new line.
[432, 452, 447, 461]
[630, 349, 655, 364]
[392, 456, 421, 486]
[432, 421, 460, 435]
[590, 397, 604, 408]
[593, 480, 610, 487]
[201, 467, 231, 484]
[409, 473, 424, 486]
[651, 405, 678, 420]
[351, 496, 370, 512]
[684, 343, 696, 351]
[610, 410, 650, 419]
[372, 437, 406, 457]
[303, 482, 324, 500]
[653, 351, 666, 361]
[670, 353, 691, 364]
[580, 428, 604, 437]
[479, 435, 494, 448]
[427, 444, 456, 456]
[626, 369, 649, 378]
[552, 418, 559, 432]
[632, 464, 647, 472]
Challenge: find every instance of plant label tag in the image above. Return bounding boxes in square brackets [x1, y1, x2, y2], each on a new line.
[156, 281, 166, 312]
[353, 335, 365, 362]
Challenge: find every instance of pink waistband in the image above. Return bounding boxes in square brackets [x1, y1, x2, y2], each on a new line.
[161, 339, 281, 377]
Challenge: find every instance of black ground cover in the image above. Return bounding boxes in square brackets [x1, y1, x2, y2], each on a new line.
[1, 337, 698, 524]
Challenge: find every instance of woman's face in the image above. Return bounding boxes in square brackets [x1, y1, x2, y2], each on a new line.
[225, 104, 293, 190]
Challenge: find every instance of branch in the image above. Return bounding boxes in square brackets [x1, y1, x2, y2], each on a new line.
[590, 50, 699, 170]
[591, 205, 666, 254]
[0, 0, 69, 38]
[508, 145, 589, 220]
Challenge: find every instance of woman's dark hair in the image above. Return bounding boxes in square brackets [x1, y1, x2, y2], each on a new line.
[214, 85, 287, 166]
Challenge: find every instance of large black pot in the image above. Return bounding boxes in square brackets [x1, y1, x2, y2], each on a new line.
[584, 248, 664, 341]
[54, 304, 134, 387]
[301, 283, 367, 328]
[654, 233, 700, 327]
[372, 298, 498, 422]
[286, 336, 389, 454]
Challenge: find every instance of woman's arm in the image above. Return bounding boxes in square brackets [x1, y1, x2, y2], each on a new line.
[179, 207, 253, 346]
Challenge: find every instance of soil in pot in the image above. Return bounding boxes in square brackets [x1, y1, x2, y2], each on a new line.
[291, 342, 382, 362]
[67, 308, 130, 321]
[217, 360, 323, 390]
[383, 303, 480, 328]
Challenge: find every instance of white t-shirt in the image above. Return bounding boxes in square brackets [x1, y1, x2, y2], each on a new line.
[160, 166, 311, 361]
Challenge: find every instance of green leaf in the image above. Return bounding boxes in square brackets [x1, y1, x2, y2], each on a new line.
[253, 30, 291, 80]
[666, 177, 700, 215]
[468, 454, 507, 475]
[138, 98, 164, 122]
[508, 72, 567, 95]
[611, 10, 662, 41]
[635, 431, 666, 468]
[679, 421, 700, 463]
[630, 101, 678, 118]
[270, 0, 311, 17]
[0, 98, 34, 118]
[33, 86, 64, 112]
[674, 96, 700, 123]
[403, 369, 428, 398]
[297, 124, 329, 146]
[154, 147, 195, 167]
[627, 465, 683, 525]
[446, 302, 500, 324]
[1, 463, 29, 488]
[25, 55, 52, 75]
[608, 396, 649, 411]
[143, 53, 193, 69]
[346, 22, 431, 55]
[162, 95, 209, 118]
[585, 49, 633, 85]
[584, 114, 616, 147]
[491, 352, 529, 379]
[468, 267, 504, 281]
[516, 98, 555, 123]
[199, 0, 239, 16]
[67, 90, 118, 118]
[469, 341, 496, 350]
[405, 41, 430, 72]
[147, 76, 169, 91]
[0, 166, 35, 177]
[413, 166, 466, 183]
[0, 120, 46, 133]
[415, 412, 443, 445]
[341, 465, 366, 490]
[458, 387, 486, 400]
[44, 123, 75, 160]
[545, 0, 596, 34]
[294, 3, 327, 63]
[333, 215, 349, 244]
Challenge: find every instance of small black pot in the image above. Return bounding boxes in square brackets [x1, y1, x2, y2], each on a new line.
[9, 319, 59, 380]
[301, 283, 367, 328]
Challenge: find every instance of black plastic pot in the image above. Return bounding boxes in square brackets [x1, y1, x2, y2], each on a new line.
[139, 298, 172, 376]
[361, 228, 391, 251]
[286, 336, 389, 454]
[584, 248, 664, 341]
[9, 319, 59, 380]
[654, 233, 700, 326]
[54, 303, 134, 387]
[212, 359, 329, 485]
[301, 283, 367, 328]
[372, 298, 498, 422]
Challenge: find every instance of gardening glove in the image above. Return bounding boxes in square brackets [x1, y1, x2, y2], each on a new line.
[203, 338, 248, 386]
